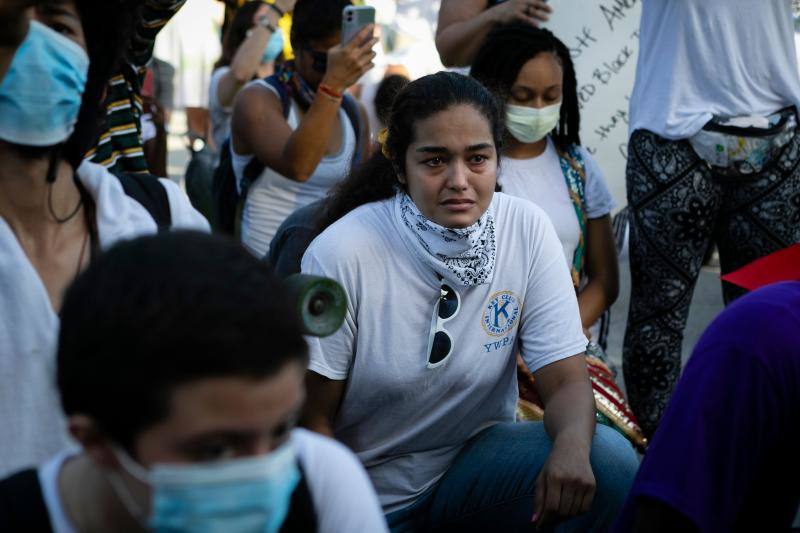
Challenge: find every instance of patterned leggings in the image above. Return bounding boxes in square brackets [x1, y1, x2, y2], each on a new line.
[623, 128, 800, 438]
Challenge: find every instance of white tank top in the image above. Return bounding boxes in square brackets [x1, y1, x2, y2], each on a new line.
[232, 80, 356, 257]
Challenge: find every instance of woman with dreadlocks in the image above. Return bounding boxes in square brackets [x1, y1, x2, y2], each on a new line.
[472, 24, 646, 450]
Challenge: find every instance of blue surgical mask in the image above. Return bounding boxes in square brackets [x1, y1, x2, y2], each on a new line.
[262, 30, 284, 64]
[111, 441, 301, 533]
[0, 20, 89, 146]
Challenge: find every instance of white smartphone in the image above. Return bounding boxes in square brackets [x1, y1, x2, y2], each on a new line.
[342, 5, 376, 45]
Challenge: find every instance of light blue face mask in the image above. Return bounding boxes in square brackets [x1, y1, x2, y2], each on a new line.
[262, 29, 284, 64]
[111, 441, 301, 533]
[0, 20, 89, 146]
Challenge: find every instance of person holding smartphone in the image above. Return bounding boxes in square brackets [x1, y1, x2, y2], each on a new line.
[231, 0, 376, 257]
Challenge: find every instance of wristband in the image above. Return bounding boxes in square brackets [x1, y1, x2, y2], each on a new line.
[267, 2, 284, 18]
[257, 15, 277, 33]
[318, 83, 343, 100]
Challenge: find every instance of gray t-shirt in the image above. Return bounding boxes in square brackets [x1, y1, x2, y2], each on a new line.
[302, 193, 587, 512]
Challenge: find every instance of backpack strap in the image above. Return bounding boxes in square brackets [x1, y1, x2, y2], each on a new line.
[0, 469, 53, 532]
[556, 144, 588, 288]
[115, 172, 172, 231]
[340, 93, 363, 167]
[279, 465, 318, 533]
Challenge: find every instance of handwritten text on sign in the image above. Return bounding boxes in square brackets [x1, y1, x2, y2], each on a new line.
[544, 0, 641, 206]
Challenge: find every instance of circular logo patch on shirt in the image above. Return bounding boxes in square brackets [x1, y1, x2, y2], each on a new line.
[482, 291, 521, 337]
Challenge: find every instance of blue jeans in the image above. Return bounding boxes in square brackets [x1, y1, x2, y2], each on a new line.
[386, 422, 639, 532]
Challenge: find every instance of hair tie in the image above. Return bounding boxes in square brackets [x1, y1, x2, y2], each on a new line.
[377, 127, 392, 159]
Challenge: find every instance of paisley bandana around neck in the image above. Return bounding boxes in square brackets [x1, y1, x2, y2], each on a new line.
[275, 61, 317, 109]
[395, 191, 497, 286]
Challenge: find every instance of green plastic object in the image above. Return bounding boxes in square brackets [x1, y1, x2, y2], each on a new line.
[284, 274, 347, 337]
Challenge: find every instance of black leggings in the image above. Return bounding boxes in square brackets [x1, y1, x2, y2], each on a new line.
[623, 128, 800, 437]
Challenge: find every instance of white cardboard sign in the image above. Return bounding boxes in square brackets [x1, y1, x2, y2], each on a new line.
[543, 0, 642, 206]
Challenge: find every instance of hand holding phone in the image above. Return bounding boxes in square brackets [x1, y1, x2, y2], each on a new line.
[322, 25, 378, 93]
[342, 5, 376, 45]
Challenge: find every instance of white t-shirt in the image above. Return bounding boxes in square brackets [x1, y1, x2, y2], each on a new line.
[38, 429, 388, 533]
[233, 80, 356, 257]
[302, 192, 587, 513]
[498, 137, 615, 268]
[208, 66, 233, 151]
[629, 0, 800, 140]
[0, 161, 209, 478]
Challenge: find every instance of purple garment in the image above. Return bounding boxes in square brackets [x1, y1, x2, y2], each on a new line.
[615, 282, 800, 533]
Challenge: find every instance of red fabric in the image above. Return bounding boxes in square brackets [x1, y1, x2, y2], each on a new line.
[721, 244, 800, 291]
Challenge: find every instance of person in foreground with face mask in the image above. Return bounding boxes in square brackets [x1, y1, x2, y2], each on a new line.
[0, 231, 388, 533]
[301, 72, 638, 531]
[0, 1, 208, 478]
[209, 0, 294, 152]
[471, 25, 645, 449]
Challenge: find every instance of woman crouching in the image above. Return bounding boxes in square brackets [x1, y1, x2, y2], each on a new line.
[301, 72, 638, 532]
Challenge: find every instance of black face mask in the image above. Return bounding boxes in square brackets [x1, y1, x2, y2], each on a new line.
[302, 47, 328, 74]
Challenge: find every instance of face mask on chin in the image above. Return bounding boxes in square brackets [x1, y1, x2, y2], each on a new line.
[505, 102, 562, 144]
[0, 21, 89, 147]
[108, 441, 301, 533]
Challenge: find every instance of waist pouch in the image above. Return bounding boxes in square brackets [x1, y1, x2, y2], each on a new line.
[688, 106, 797, 177]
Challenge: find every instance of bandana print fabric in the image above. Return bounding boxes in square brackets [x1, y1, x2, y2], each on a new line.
[395, 191, 496, 286]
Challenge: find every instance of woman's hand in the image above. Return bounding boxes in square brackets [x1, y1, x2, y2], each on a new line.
[321, 25, 378, 93]
[533, 438, 596, 529]
[491, 0, 553, 26]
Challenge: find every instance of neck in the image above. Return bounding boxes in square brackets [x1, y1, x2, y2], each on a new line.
[0, 142, 83, 240]
[504, 136, 548, 160]
[61, 455, 147, 533]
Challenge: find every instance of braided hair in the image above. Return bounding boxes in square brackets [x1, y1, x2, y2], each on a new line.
[470, 23, 580, 151]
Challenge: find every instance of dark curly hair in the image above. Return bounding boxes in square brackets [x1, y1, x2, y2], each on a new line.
[318, 71, 504, 231]
[470, 23, 580, 151]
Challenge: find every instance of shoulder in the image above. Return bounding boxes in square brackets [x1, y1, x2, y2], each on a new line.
[210, 66, 230, 86]
[294, 428, 363, 475]
[493, 192, 552, 230]
[304, 199, 393, 267]
[76, 162, 209, 241]
[233, 79, 283, 115]
[157, 178, 211, 231]
[574, 146, 616, 218]
[293, 429, 388, 533]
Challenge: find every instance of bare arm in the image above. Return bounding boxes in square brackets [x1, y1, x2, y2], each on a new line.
[435, 0, 551, 67]
[216, 0, 297, 108]
[231, 26, 377, 182]
[300, 371, 346, 437]
[216, 19, 279, 108]
[577, 215, 619, 334]
[532, 353, 597, 528]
